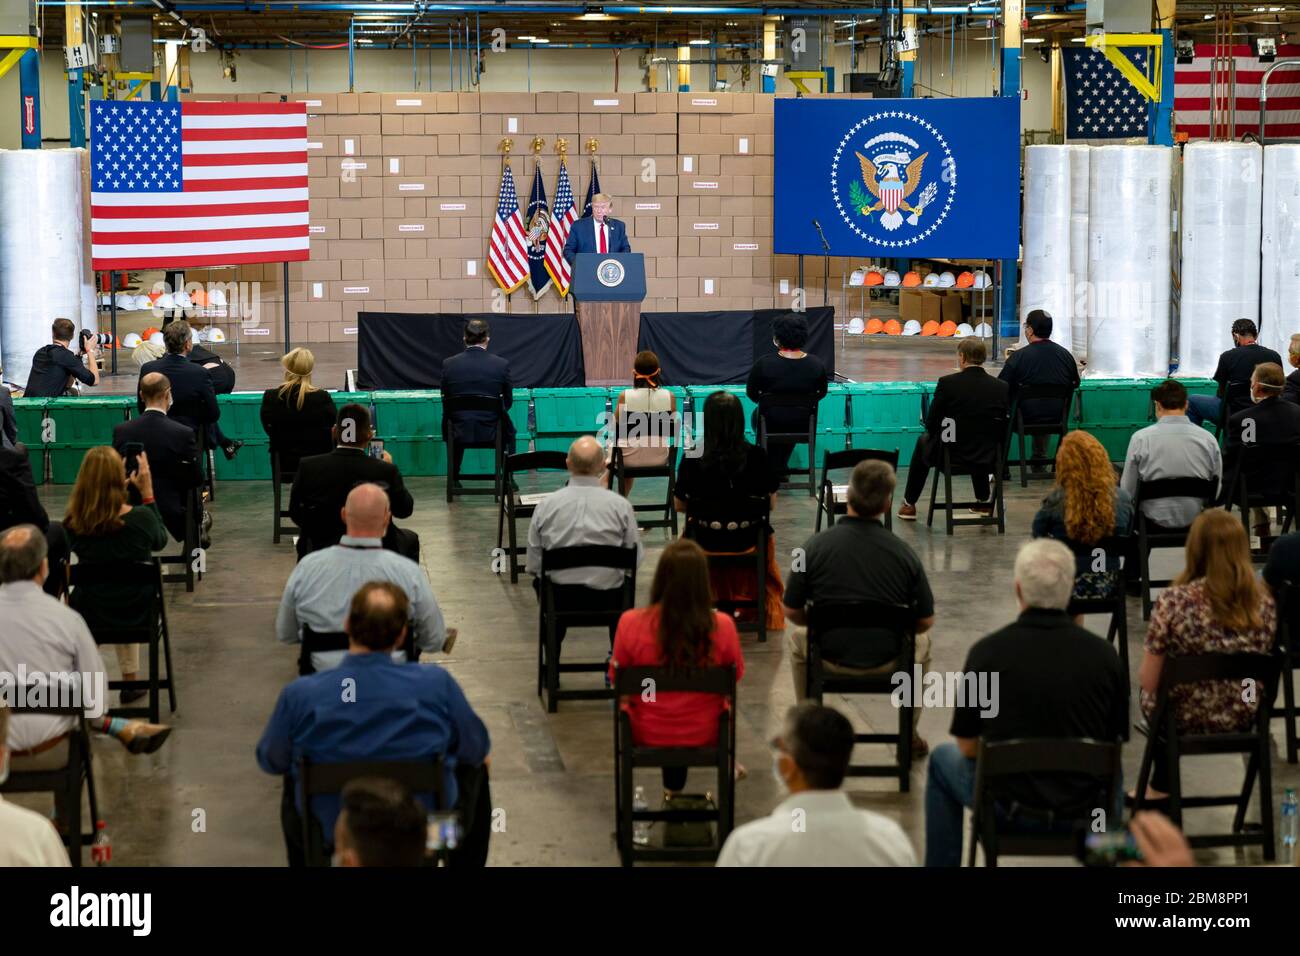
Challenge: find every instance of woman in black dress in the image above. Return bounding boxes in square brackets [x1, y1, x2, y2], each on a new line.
[746, 313, 828, 480]
[260, 347, 337, 473]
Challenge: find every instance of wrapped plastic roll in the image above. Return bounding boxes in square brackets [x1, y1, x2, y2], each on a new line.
[1019, 145, 1074, 350]
[1177, 141, 1262, 377]
[1261, 144, 1300, 360]
[0, 149, 90, 388]
[1086, 145, 1173, 377]
[1069, 145, 1091, 359]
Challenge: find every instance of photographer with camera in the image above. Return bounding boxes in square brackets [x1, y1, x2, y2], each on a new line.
[24, 318, 100, 398]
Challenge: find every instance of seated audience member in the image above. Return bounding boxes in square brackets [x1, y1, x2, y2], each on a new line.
[1283, 333, 1300, 404]
[746, 313, 828, 480]
[605, 349, 676, 495]
[1119, 379, 1222, 532]
[440, 318, 516, 478]
[1263, 527, 1300, 591]
[526, 436, 641, 647]
[332, 778, 428, 868]
[999, 309, 1080, 467]
[1224, 361, 1300, 538]
[188, 328, 242, 459]
[256, 581, 490, 867]
[0, 440, 69, 597]
[63, 446, 169, 704]
[278, 483, 448, 671]
[1134, 509, 1275, 804]
[136, 320, 231, 457]
[24, 319, 99, 398]
[924, 539, 1129, 867]
[260, 347, 337, 473]
[289, 403, 418, 561]
[1031, 430, 1133, 600]
[0, 703, 70, 866]
[0, 525, 171, 781]
[609, 539, 744, 796]
[783, 459, 934, 754]
[674, 390, 785, 629]
[0, 384, 15, 448]
[898, 337, 1010, 520]
[1187, 319, 1282, 427]
[717, 703, 916, 867]
[113, 373, 205, 544]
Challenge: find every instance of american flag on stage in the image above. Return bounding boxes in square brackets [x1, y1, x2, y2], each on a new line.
[89, 100, 309, 270]
[1175, 44, 1300, 140]
[1063, 46, 1150, 140]
[544, 159, 578, 297]
[487, 165, 529, 292]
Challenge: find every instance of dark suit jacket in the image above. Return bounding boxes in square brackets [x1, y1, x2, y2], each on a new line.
[112, 411, 204, 542]
[561, 216, 631, 262]
[1284, 368, 1300, 406]
[925, 366, 1011, 468]
[288, 447, 415, 557]
[260, 386, 337, 473]
[998, 338, 1080, 424]
[0, 389, 16, 448]
[1225, 397, 1300, 498]
[0, 443, 49, 533]
[190, 344, 236, 395]
[440, 347, 516, 446]
[137, 353, 220, 433]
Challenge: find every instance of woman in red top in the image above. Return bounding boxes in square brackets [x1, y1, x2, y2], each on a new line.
[609, 538, 745, 794]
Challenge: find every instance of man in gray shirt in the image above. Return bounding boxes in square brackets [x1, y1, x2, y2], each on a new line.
[1120, 379, 1222, 530]
[526, 435, 641, 643]
[277, 483, 448, 672]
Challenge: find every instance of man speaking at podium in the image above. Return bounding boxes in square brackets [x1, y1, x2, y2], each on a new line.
[562, 193, 631, 262]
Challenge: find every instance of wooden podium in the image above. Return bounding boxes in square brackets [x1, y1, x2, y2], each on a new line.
[571, 253, 646, 387]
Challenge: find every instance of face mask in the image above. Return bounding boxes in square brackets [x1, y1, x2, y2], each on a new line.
[770, 751, 787, 790]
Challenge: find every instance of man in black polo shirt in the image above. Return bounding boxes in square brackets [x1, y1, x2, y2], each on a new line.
[784, 458, 935, 753]
[24, 318, 100, 398]
[1188, 319, 1283, 428]
[999, 308, 1079, 467]
[924, 538, 1129, 867]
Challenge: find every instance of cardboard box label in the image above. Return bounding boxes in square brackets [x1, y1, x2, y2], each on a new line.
[733, 242, 759, 251]
[344, 139, 356, 156]
[693, 181, 719, 189]
[439, 202, 466, 211]
[507, 117, 518, 133]
[396, 98, 422, 107]
[302, 99, 322, 108]
[312, 283, 324, 298]
[634, 202, 662, 211]
[738, 137, 750, 154]
[308, 225, 325, 234]
[398, 224, 425, 232]
[307, 141, 323, 150]
[389, 158, 400, 174]
[692, 98, 718, 107]
[399, 183, 425, 192]
[693, 222, 719, 230]
[343, 327, 358, 335]
[682, 157, 694, 173]
[703, 279, 715, 294]
[593, 98, 620, 106]
[245, 328, 271, 336]
[343, 286, 370, 295]
[467, 261, 477, 276]
[341, 161, 367, 171]
[779, 279, 790, 294]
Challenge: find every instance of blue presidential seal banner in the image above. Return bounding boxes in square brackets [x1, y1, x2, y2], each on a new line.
[774, 97, 1020, 259]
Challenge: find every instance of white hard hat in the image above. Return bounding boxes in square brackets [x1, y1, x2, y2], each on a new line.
[174, 291, 193, 309]
[115, 293, 134, 311]
[156, 293, 176, 310]
[133, 295, 154, 311]
[883, 270, 901, 287]
[972, 270, 992, 289]
[207, 288, 227, 307]
[848, 268, 866, 287]
[122, 332, 143, 349]
[148, 331, 165, 346]
[922, 273, 941, 287]
[902, 319, 922, 336]
[956, 323, 975, 337]
[192, 327, 207, 343]
[974, 322, 993, 337]
[847, 317, 866, 334]
[207, 327, 227, 343]
[99, 293, 113, 308]
[938, 271, 957, 288]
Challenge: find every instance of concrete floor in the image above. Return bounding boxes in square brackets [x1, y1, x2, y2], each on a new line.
[18, 334, 1298, 867]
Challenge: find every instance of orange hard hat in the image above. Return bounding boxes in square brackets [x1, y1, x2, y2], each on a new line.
[865, 317, 884, 334]
[147, 291, 162, 303]
[956, 271, 975, 289]
[938, 320, 959, 337]
[190, 289, 208, 307]
[902, 271, 923, 288]
[142, 326, 160, 339]
[883, 319, 902, 335]
[920, 320, 940, 336]
[864, 270, 885, 287]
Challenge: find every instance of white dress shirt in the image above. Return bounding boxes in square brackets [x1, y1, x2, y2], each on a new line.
[0, 793, 71, 866]
[716, 790, 917, 867]
[1120, 415, 1222, 528]
[526, 476, 641, 589]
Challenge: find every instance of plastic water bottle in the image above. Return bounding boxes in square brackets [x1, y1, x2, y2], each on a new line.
[91, 821, 112, 866]
[1283, 788, 1298, 864]
[632, 786, 650, 846]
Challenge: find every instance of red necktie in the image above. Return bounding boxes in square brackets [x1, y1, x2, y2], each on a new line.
[598, 222, 607, 254]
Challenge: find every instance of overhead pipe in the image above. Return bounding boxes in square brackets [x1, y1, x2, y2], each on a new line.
[41, 2, 1088, 14]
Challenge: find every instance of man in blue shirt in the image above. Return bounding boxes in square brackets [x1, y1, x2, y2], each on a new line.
[257, 581, 490, 866]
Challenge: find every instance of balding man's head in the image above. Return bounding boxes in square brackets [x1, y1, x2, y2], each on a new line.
[140, 372, 171, 409]
[0, 524, 48, 585]
[342, 483, 392, 539]
[567, 435, 606, 477]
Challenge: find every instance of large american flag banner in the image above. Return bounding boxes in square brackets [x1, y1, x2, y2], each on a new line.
[544, 159, 578, 297]
[1175, 44, 1300, 140]
[487, 165, 529, 292]
[90, 100, 309, 270]
[1063, 46, 1150, 139]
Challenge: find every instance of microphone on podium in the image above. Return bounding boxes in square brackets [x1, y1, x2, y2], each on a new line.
[811, 218, 830, 252]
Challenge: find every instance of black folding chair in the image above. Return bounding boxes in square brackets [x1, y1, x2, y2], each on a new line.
[496, 451, 569, 584]
[756, 393, 818, 496]
[1212, 380, 1253, 445]
[69, 559, 177, 724]
[537, 544, 637, 712]
[1006, 383, 1076, 488]
[271, 449, 297, 544]
[609, 407, 680, 534]
[1134, 477, 1218, 620]
[968, 737, 1122, 866]
[444, 395, 506, 503]
[805, 601, 917, 791]
[1269, 581, 1300, 765]
[815, 447, 899, 532]
[612, 664, 736, 866]
[0, 687, 101, 866]
[1132, 651, 1282, 860]
[684, 495, 771, 643]
[1066, 535, 1131, 674]
[298, 624, 419, 676]
[158, 488, 201, 592]
[1223, 442, 1300, 558]
[926, 413, 1007, 535]
[297, 755, 446, 867]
